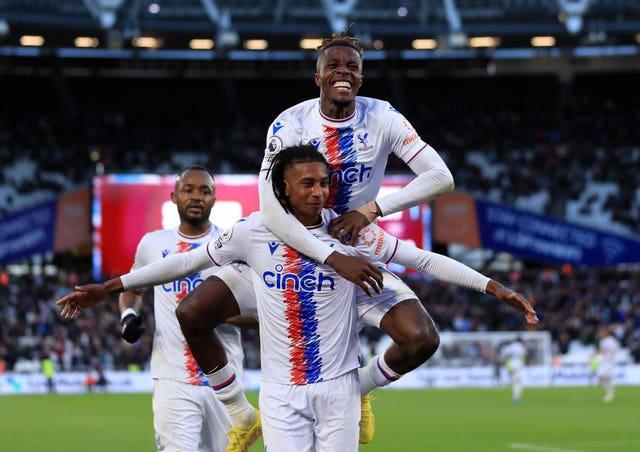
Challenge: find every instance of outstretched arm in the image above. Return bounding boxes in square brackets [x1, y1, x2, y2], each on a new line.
[388, 239, 538, 325]
[57, 245, 214, 319]
[484, 280, 539, 325]
[391, 239, 489, 292]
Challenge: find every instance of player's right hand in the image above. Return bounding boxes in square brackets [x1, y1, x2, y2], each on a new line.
[325, 252, 383, 297]
[56, 284, 109, 319]
[121, 313, 146, 343]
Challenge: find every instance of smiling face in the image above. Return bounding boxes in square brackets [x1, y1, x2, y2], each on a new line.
[315, 45, 363, 118]
[172, 168, 216, 231]
[283, 161, 329, 227]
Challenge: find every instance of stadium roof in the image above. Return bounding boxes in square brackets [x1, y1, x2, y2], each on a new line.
[0, 0, 638, 72]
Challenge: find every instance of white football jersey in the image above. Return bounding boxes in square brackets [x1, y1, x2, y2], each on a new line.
[131, 226, 243, 386]
[205, 210, 403, 385]
[501, 341, 527, 370]
[599, 335, 619, 366]
[263, 96, 430, 214]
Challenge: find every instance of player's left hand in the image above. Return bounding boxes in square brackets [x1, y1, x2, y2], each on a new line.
[329, 210, 375, 246]
[492, 285, 539, 325]
[121, 313, 146, 343]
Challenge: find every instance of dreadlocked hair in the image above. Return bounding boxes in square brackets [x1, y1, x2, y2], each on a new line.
[316, 22, 364, 58]
[268, 145, 329, 214]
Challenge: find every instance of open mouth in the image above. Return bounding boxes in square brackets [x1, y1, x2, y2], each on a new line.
[332, 80, 352, 91]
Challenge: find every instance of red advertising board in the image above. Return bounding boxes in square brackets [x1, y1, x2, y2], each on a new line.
[93, 174, 430, 278]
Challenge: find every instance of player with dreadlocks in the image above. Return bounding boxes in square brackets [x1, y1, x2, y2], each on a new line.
[259, 23, 455, 444]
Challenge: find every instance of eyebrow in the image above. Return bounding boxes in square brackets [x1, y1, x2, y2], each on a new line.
[180, 183, 213, 190]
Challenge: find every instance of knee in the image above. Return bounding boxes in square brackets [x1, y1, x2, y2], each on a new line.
[409, 321, 440, 361]
[176, 292, 215, 336]
[175, 299, 197, 335]
[386, 304, 440, 362]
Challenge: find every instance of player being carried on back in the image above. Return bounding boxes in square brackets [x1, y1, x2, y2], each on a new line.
[259, 23, 455, 443]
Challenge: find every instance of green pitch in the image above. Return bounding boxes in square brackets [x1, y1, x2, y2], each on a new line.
[1, 387, 638, 451]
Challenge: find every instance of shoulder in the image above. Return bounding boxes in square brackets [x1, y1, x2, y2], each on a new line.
[357, 96, 398, 115]
[133, 229, 173, 264]
[139, 228, 173, 245]
[209, 223, 226, 238]
[274, 98, 317, 123]
[227, 212, 267, 235]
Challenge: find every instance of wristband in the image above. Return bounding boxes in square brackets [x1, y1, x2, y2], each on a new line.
[121, 308, 137, 322]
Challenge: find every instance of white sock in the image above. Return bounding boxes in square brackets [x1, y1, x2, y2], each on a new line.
[604, 381, 614, 398]
[206, 364, 255, 427]
[513, 382, 522, 400]
[358, 355, 402, 395]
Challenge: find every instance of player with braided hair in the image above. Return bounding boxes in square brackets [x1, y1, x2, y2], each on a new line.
[316, 22, 364, 58]
[260, 23, 455, 443]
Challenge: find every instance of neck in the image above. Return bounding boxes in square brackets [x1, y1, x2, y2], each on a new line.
[178, 221, 211, 237]
[295, 214, 322, 228]
[319, 98, 355, 119]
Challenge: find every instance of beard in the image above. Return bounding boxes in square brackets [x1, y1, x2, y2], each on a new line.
[179, 209, 211, 228]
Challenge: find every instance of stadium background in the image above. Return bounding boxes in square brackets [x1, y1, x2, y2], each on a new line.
[0, 1, 639, 447]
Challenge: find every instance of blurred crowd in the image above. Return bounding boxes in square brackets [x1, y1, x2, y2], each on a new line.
[1, 263, 639, 374]
[1, 73, 639, 235]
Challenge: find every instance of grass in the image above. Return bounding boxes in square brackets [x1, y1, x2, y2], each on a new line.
[0, 386, 638, 451]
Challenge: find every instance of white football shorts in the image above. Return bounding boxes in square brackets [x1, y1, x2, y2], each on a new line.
[152, 378, 231, 452]
[260, 370, 360, 452]
[356, 266, 418, 328]
[213, 262, 258, 318]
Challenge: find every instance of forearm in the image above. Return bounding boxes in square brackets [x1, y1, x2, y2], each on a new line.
[393, 241, 489, 293]
[259, 170, 334, 263]
[376, 145, 454, 216]
[118, 290, 143, 314]
[485, 280, 506, 297]
[120, 246, 212, 290]
[102, 277, 125, 295]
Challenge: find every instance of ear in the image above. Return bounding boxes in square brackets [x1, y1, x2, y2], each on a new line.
[283, 180, 291, 197]
[170, 191, 178, 204]
[314, 72, 321, 88]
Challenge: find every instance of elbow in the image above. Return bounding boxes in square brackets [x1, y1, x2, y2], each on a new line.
[436, 168, 455, 194]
